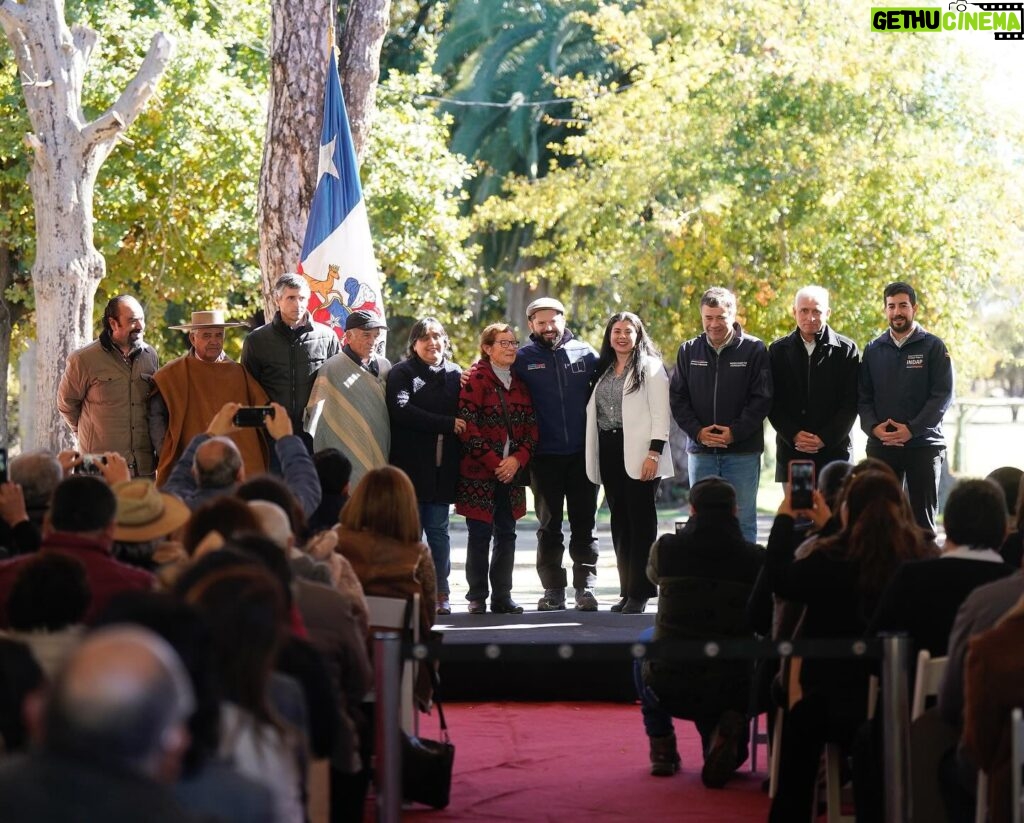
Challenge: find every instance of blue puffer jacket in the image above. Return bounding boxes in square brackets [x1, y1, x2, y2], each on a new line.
[512, 330, 598, 456]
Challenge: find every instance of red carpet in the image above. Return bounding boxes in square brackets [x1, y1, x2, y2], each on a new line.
[404, 702, 770, 822]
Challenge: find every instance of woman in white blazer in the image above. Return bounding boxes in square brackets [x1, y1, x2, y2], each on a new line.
[585, 312, 674, 614]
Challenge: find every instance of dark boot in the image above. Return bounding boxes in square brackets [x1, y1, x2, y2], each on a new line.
[649, 733, 681, 777]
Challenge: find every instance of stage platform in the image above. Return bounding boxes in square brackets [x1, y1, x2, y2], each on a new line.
[433, 609, 654, 702]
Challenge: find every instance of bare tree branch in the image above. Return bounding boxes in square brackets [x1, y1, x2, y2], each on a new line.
[80, 31, 174, 151]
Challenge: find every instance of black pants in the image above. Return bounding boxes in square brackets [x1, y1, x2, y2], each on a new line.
[599, 428, 658, 600]
[465, 483, 517, 603]
[530, 452, 599, 590]
[865, 444, 944, 533]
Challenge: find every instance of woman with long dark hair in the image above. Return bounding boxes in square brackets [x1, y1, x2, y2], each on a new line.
[585, 312, 674, 613]
[385, 317, 464, 615]
[766, 469, 930, 822]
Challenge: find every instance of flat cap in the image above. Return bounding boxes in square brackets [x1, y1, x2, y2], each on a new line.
[525, 297, 565, 319]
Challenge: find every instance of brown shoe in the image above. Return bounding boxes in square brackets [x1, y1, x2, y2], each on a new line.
[467, 600, 486, 615]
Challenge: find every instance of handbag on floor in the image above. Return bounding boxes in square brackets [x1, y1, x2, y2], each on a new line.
[495, 386, 531, 487]
[401, 686, 454, 809]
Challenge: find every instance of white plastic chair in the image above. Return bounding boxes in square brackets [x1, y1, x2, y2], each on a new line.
[911, 650, 948, 721]
[365, 593, 421, 735]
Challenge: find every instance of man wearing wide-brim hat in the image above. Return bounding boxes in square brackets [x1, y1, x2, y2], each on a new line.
[150, 310, 270, 487]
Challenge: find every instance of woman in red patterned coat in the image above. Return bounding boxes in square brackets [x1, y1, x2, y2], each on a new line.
[455, 323, 538, 615]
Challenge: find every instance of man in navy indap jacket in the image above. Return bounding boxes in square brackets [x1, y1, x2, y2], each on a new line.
[858, 281, 953, 533]
[670, 287, 773, 544]
[512, 297, 600, 612]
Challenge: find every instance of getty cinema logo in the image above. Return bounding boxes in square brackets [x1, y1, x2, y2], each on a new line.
[871, 3, 1024, 39]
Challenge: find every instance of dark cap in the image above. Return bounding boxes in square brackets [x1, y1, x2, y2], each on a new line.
[688, 476, 736, 514]
[345, 310, 387, 332]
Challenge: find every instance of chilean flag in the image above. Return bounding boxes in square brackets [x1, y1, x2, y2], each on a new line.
[299, 48, 385, 339]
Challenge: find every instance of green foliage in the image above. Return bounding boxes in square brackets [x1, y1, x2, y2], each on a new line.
[475, 0, 1024, 381]
[363, 59, 479, 361]
[0, 0, 268, 361]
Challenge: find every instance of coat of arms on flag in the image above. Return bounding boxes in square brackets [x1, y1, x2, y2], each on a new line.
[298, 47, 385, 340]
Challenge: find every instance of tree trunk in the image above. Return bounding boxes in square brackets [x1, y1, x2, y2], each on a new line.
[0, 0, 173, 452]
[339, 0, 391, 162]
[259, 0, 391, 319]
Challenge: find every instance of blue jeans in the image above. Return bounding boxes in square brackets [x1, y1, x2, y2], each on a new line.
[420, 502, 451, 596]
[688, 452, 762, 543]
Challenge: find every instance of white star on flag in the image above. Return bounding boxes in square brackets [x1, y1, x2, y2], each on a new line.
[318, 136, 339, 182]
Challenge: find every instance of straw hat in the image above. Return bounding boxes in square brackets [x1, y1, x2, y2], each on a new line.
[168, 310, 247, 331]
[113, 480, 191, 542]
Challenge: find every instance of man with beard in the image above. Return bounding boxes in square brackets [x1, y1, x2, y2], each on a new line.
[858, 281, 954, 532]
[513, 297, 600, 612]
[58, 295, 161, 477]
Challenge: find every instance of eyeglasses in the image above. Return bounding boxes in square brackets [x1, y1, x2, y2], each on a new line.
[495, 340, 519, 349]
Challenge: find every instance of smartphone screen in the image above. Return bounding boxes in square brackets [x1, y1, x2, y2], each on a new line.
[233, 406, 274, 427]
[789, 460, 815, 510]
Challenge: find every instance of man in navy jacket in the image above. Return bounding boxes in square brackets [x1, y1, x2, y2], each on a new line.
[670, 287, 773, 543]
[513, 297, 600, 612]
[858, 281, 953, 533]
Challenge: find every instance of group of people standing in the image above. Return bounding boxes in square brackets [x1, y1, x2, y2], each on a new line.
[53, 274, 954, 617]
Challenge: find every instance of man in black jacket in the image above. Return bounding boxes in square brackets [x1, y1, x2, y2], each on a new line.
[241, 273, 340, 437]
[768, 286, 860, 482]
[637, 477, 764, 788]
[858, 281, 954, 532]
[670, 287, 773, 543]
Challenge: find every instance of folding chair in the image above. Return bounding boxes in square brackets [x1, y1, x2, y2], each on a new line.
[365, 593, 421, 735]
[911, 650, 948, 721]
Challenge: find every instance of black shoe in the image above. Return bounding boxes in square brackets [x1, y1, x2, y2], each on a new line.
[490, 599, 524, 614]
[701, 711, 746, 789]
[622, 598, 649, 614]
[610, 597, 628, 613]
[467, 600, 486, 614]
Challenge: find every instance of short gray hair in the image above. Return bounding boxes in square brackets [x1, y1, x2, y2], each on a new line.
[193, 437, 243, 489]
[794, 286, 830, 308]
[272, 273, 309, 297]
[700, 287, 736, 312]
[10, 450, 63, 509]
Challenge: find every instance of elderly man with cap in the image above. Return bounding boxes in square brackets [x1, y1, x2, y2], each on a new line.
[305, 309, 391, 487]
[151, 309, 270, 487]
[512, 296, 601, 612]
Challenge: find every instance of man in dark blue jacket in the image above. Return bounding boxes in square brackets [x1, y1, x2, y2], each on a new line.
[513, 297, 600, 611]
[768, 286, 860, 480]
[670, 287, 773, 543]
[858, 281, 953, 533]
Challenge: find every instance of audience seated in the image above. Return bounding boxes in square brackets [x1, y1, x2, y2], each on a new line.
[963, 591, 1024, 823]
[0, 474, 154, 626]
[998, 471, 1024, 568]
[0, 637, 45, 756]
[870, 477, 1016, 657]
[765, 470, 930, 822]
[986, 465, 1022, 533]
[0, 450, 63, 558]
[94, 592, 275, 823]
[0, 626, 196, 822]
[177, 560, 306, 823]
[164, 402, 321, 516]
[636, 476, 764, 788]
[308, 448, 352, 534]
[5, 552, 90, 679]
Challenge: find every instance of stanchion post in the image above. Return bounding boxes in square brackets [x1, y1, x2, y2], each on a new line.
[881, 633, 911, 823]
[374, 631, 402, 823]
